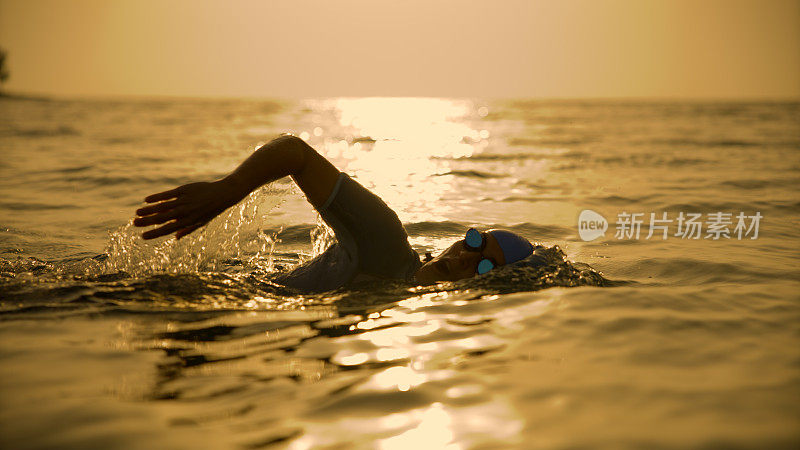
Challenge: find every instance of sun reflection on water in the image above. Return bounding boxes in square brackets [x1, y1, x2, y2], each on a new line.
[302, 98, 492, 226]
[369, 366, 428, 392]
[378, 402, 458, 450]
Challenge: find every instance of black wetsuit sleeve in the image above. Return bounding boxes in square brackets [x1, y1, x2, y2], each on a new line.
[274, 173, 420, 292]
[317, 173, 420, 280]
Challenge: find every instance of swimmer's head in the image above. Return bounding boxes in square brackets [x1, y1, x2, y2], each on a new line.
[488, 229, 535, 265]
[415, 229, 534, 284]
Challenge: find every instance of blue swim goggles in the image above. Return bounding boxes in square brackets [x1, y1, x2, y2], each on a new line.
[464, 228, 497, 275]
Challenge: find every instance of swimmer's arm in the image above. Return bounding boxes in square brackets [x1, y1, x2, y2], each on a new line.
[224, 135, 340, 210]
[134, 135, 340, 240]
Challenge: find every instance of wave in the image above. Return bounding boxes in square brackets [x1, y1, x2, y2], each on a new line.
[403, 221, 572, 241]
[770, 200, 800, 211]
[719, 178, 800, 190]
[452, 245, 611, 294]
[404, 221, 469, 236]
[499, 196, 558, 203]
[54, 165, 93, 174]
[638, 138, 761, 147]
[0, 244, 611, 315]
[515, 181, 571, 191]
[657, 200, 792, 213]
[613, 257, 794, 284]
[99, 136, 143, 145]
[433, 170, 504, 179]
[439, 153, 533, 161]
[3, 125, 81, 138]
[444, 222, 577, 241]
[664, 157, 710, 166]
[590, 154, 710, 167]
[0, 201, 78, 211]
[57, 174, 202, 187]
[260, 224, 317, 243]
[100, 214, 576, 280]
[507, 137, 591, 147]
[586, 194, 659, 205]
[551, 163, 581, 171]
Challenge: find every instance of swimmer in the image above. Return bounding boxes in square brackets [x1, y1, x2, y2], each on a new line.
[134, 135, 534, 291]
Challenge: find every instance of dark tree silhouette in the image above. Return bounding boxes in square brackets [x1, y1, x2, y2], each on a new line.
[0, 48, 8, 89]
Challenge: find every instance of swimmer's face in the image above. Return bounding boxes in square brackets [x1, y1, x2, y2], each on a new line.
[415, 231, 506, 284]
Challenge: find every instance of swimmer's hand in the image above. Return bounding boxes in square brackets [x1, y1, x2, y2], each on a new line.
[134, 179, 245, 240]
[133, 135, 340, 240]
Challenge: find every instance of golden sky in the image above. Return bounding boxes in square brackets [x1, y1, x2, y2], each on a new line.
[0, 0, 798, 98]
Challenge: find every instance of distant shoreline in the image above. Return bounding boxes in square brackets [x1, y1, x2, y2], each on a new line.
[0, 91, 52, 101]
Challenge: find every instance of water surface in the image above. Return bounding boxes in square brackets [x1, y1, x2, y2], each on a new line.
[1, 96, 798, 449]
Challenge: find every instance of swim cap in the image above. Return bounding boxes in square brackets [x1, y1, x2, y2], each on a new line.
[488, 229, 534, 264]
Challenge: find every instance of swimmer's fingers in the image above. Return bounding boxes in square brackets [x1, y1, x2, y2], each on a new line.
[137, 180, 241, 239]
[144, 186, 186, 203]
[142, 218, 194, 240]
[176, 222, 207, 240]
[135, 199, 181, 217]
[133, 209, 182, 227]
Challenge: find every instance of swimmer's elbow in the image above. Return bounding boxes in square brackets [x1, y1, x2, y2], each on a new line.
[283, 136, 341, 209]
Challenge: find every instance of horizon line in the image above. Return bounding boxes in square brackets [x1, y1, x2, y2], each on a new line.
[2, 90, 799, 103]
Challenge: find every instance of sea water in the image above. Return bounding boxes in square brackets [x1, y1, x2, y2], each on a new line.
[1, 96, 798, 449]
